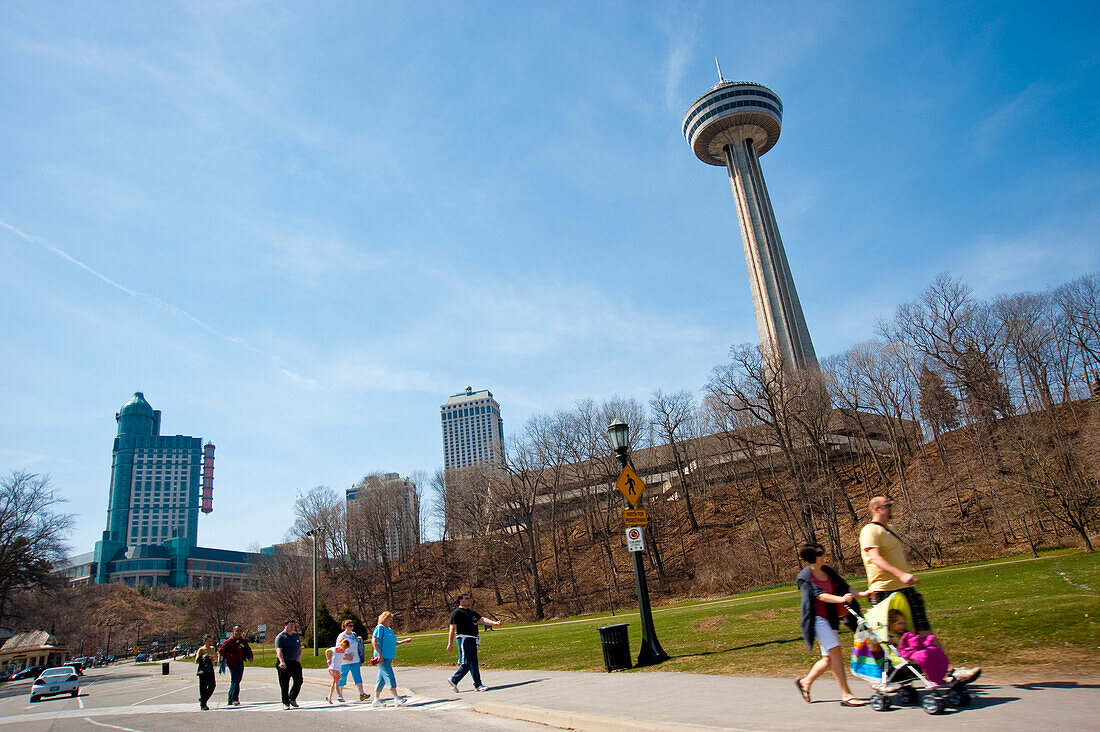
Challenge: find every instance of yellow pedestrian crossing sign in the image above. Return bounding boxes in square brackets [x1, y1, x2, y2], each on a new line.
[616, 465, 645, 507]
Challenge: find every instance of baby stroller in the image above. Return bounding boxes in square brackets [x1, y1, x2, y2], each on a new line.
[846, 592, 972, 714]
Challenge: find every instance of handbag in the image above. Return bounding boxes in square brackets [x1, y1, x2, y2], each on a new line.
[370, 655, 380, 666]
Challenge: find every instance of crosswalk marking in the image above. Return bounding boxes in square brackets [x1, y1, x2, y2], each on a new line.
[0, 696, 457, 726]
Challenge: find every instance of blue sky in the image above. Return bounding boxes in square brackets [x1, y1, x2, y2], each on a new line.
[2, 1, 1097, 553]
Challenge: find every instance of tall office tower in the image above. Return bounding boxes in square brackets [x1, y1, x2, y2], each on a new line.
[440, 387, 504, 470]
[94, 393, 204, 582]
[683, 78, 818, 368]
[346, 473, 419, 560]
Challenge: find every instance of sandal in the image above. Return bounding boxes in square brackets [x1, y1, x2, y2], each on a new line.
[795, 678, 811, 703]
[839, 697, 867, 707]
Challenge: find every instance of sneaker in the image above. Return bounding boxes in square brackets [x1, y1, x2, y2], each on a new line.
[200, 704, 209, 711]
[283, 704, 290, 710]
[448, 679, 459, 693]
[371, 699, 385, 708]
[475, 685, 488, 692]
[395, 695, 408, 706]
[289, 699, 299, 708]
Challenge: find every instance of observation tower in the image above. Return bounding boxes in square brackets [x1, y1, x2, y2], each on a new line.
[683, 74, 817, 368]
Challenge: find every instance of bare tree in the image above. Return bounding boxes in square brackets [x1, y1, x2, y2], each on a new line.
[649, 390, 701, 531]
[251, 544, 314, 638]
[290, 486, 345, 567]
[0, 471, 73, 625]
[706, 344, 821, 544]
[187, 585, 239, 638]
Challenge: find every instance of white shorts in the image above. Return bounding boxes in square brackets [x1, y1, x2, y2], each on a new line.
[814, 616, 839, 656]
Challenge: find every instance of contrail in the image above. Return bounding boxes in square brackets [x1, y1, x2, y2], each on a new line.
[1, 217, 320, 389]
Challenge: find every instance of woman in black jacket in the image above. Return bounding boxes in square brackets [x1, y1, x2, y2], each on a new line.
[794, 543, 866, 706]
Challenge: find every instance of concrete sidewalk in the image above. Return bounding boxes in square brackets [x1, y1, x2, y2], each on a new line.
[161, 661, 1099, 731]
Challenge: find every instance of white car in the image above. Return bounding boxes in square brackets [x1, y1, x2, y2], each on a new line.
[30, 666, 81, 702]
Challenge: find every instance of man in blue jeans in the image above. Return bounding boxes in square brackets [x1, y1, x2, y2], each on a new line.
[445, 593, 501, 692]
[218, 625, 253, 706]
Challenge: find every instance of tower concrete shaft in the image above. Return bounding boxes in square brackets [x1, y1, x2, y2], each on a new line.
[723, 132, 817, 368]
[683, 80, 817, 369]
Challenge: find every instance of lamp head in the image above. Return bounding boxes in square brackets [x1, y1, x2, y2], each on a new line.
[607, 419, 629, 453]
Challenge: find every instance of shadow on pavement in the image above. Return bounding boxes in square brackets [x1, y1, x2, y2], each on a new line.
[481, 679, 548, 691]
[673, 636, 802, 658]
[1014, 681, 1100, 690]
[959, 694, 1019, 710]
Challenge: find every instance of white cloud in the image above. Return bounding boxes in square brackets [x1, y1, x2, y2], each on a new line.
[0, 218, 320, 388]
[957, 226, 1099, 297]
[972, 83, 1053, 158]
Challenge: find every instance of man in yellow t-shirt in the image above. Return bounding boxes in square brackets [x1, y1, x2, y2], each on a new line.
[859, 496, 981, 686]
[860, 497, 925, 624]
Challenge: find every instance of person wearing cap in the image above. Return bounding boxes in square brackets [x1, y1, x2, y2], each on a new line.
[859, 496, 980, 686]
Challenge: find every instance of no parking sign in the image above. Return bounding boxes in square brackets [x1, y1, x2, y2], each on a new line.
[625, 526, 645, 552]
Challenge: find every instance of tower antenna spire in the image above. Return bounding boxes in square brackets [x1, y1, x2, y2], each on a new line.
[715, 57, 724, 83]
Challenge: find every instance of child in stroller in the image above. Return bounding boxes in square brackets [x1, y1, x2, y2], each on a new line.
[847, 592, 976, 714]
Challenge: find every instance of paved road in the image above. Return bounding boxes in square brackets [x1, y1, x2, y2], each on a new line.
[3, 660, 1096, 731]
[0, 661, 541, 731]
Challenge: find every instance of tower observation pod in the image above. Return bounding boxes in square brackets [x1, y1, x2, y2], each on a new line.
[683, 80, 817, 369]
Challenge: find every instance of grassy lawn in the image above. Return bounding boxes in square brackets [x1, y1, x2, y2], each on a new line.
[297, 550, 1097, 678]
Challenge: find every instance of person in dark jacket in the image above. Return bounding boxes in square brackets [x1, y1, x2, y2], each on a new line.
[218, 625, 253, 706]
[794, 543, 866, 706]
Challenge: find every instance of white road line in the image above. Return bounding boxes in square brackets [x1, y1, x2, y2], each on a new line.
[85, 719, 143, 732]
[78, 694, 84, 709]
[130, 684, 193, 706]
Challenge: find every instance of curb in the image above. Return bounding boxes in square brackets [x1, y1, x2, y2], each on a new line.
[472, 701, 747, 732]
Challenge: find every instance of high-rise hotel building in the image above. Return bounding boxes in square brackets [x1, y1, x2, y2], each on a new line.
[62, 392, 267, 589]
[441, 387, 504, 469]
[106, 393, 205, 547]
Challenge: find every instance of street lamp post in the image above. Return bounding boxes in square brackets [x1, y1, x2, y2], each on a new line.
[105, 619, 115, 662]
[608, 419, 668, 667]
[134, 619, 145, 657]
[305, 528, 320, 656]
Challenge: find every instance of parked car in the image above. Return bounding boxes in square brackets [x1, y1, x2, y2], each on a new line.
[11, 666, 47, 681]
[134, 653, 147, 662]
[30, 667, 80, 702]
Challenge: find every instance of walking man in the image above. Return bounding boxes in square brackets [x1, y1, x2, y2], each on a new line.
[335, 619, 370, 702]
[218, 625, 253, 706]
[274, 619, 303, 710]
[859, 496, 980, 685]
[445, 592, 501, 693]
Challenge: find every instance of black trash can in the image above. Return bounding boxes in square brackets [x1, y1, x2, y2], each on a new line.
[161, 662, 169, 675]
[597, 623, 631, 672]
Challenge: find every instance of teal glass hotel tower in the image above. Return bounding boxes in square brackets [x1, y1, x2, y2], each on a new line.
[93, 392, 202, 583]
